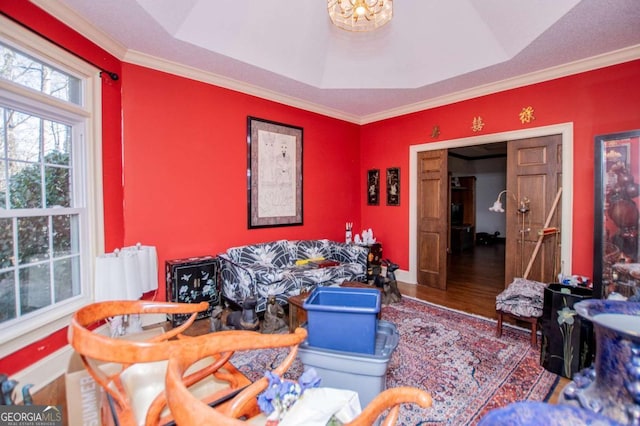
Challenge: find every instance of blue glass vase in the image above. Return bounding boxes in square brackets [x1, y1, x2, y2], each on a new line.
[560, 300, 640, 425]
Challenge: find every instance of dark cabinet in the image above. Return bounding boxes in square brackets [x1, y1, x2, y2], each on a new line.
[165, 256, 219, 326]
[449, 176, 476, 252]
[367, 243, 383, 281]
[540, 284, 594, 378]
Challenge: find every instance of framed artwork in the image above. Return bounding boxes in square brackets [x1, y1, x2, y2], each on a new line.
[367, 169, 380, 205]
[593, 129, 640, 298]
[386, 167, 400, 206]
[247, 116, 303, 228]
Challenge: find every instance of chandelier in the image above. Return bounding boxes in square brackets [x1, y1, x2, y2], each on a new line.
[327, 0, 393, 32]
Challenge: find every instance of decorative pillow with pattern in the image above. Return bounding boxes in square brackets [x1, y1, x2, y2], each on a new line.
[292, 239, 333, 261]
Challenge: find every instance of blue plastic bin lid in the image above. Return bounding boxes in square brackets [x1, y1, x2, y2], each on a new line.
[300, 320, 399, 359]
[302, 286, 381, 314]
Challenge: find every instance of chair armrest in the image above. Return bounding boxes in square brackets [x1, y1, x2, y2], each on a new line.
[346, 386, 432, 426]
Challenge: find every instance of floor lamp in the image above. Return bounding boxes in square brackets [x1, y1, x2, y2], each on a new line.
[489, 190, 531, 277]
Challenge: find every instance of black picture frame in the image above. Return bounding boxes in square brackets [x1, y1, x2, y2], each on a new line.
[247, 116, 303, 228]
[386, 167, 400, 206]
[593, 129, 640, 299]
[367, 169, 380, 206]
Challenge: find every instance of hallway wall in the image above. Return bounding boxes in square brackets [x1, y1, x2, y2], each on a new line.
[449, 156, 507, 236]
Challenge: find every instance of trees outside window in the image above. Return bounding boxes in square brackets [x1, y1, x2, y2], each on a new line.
[0, 19, 102, 355]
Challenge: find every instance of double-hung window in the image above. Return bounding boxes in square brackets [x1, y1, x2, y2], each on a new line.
[0, 16, 103, 357]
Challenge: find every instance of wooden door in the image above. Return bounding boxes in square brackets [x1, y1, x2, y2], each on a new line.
[505, 135, 562, 286]
[417, 150, 448, 289]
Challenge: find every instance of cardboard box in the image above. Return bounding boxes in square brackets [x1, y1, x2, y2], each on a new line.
[65, 327, 165, 426]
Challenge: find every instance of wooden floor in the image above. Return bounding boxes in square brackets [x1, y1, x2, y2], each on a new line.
[33, 243, 565, 421]
[398, 242, 507, 319]
[397, 242, 567, 403]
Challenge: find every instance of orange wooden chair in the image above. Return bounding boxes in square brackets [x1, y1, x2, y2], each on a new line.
[67, 300, 260, 426]
[164, 331, 433, 425]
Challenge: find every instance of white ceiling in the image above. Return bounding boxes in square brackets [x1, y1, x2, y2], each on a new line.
[33, 0, 640, 124]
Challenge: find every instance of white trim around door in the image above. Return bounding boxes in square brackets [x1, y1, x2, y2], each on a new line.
[406, 122, 574, 285]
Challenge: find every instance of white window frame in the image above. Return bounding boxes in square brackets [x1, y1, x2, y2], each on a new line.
[0, 15, 104, 357]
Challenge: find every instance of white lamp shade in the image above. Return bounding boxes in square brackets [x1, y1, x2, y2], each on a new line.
[489, 200, 505, 213]
[94, 244, 158, 301]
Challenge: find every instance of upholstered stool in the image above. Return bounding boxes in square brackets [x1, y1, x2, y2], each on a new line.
[496, 310, 539, 347]
[495, 278, 546, 348]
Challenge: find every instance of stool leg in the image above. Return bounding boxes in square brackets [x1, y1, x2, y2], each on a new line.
[496, 311, 503, 338]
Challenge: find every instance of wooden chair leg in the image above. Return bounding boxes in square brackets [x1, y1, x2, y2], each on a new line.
[530, 318, 538, 348]
[496, 310, 503, 338]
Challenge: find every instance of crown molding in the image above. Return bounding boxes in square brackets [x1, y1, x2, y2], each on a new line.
[30, 0, 128, 59]
[359, 44, 640, 124]
[123, 50, 362, 124]
[27, 1, 640, 125]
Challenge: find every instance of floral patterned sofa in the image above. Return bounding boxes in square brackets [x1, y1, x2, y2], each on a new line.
[218, 239, 368, 312]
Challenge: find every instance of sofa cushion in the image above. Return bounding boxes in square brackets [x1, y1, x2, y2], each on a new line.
[226, 240, 291, 268]
[290, 239, 333, 262]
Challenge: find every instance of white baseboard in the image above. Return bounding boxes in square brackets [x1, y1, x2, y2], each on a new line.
[395, 269, 414, 284]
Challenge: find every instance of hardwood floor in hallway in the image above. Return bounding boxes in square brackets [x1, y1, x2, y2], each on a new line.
[398, 242, 506, 319]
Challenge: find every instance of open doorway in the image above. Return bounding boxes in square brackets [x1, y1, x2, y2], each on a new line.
[447, 143, 507, 303]
[407, 123, 574, 294]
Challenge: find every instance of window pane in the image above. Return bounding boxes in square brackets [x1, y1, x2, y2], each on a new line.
[0, 26, 96, 347]
[45, 165, 71, 207]
[53, 214, 78, 256]
[54, 256, 80, 302]
[0, 108, 4, 153]
[0, 42, 81, 105]
[43, 121, 71, 166]
[0, 160, 6, 209]
[9, 160, 42, 209]
[0, 271, 16, 323]
[19, 264, 51, 315]
[0, 218, 13, 268]
[6, 110, 40, 162]
[17, 216, 48, 264]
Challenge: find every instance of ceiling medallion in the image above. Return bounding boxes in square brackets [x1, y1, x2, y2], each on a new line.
[471, 117, 485, 132]
[327, 0, 393, 32]
[519, 106, 535, 124]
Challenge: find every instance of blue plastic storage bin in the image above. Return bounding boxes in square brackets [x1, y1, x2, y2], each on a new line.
[303, 286, 381, 354]
[297, 320, 399, 407]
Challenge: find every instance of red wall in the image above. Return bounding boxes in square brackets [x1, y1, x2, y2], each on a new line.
[120, 63, 362, 301]
[360, 60, 640, 277]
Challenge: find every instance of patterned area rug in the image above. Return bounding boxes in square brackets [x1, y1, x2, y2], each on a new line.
[230, 297, 558, 425]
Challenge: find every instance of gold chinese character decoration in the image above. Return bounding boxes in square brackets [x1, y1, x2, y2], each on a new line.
[471, 116, 484, 132]
[519, 106, 535, 124]
[431, 125, 440, 138]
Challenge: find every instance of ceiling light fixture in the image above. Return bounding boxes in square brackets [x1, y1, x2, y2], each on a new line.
[327, 0, 393, 32]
